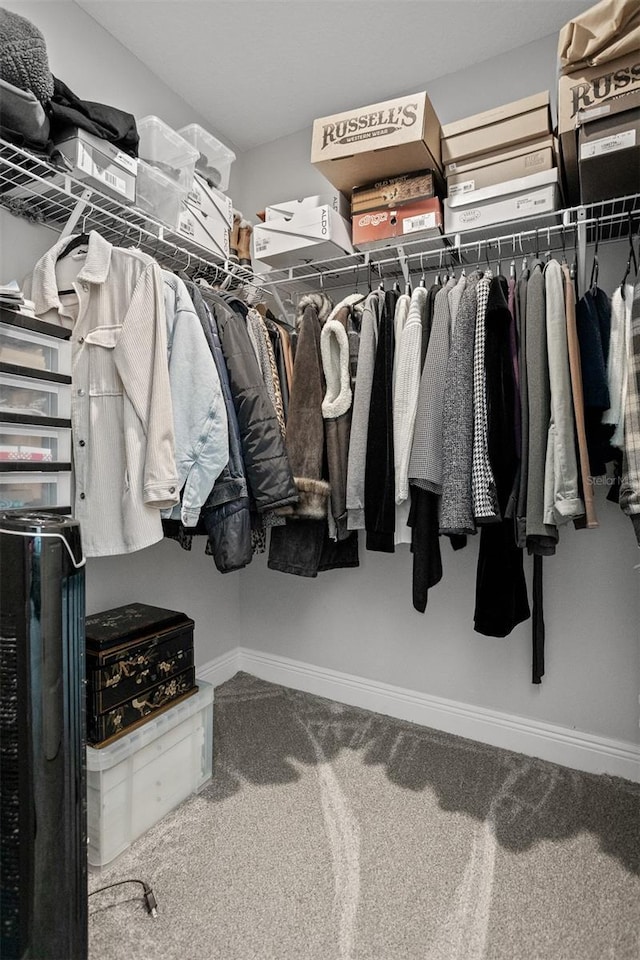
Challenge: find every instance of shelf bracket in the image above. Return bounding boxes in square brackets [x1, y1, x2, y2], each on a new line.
[59, 188, 93, 241]
[396, 245, 410, 287]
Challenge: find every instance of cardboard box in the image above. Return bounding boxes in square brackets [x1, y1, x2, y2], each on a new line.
[444, 169, 560, 233]
[54, 127, 138, 203]
[265, 192, 349, 221]
[352, 196, 442, 251]
[253, 204, 353, 267]
[176, 202, 230, 259]
[579, 107, 640, 203]
[351, 169, 436, 216]
[558, 49, 640, 204]
[446, 138, 557, 196]
[311, 91, 443, 197]
[441, 91, 552, 166]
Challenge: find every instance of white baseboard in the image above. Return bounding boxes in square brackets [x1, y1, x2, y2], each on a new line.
[197, 646, 640, 782]
[197, 647, 241, 689]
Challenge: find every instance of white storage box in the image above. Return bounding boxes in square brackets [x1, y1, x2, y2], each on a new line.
[177, 174, 232, 257]
[0, 320, 71, 375]
[178, 123, 236, 193]
[444, 168, 560, 233]
[176, 204, 230, 259]
[0, 421, 71, 463]
[0, 469, 72, 510]
[137, 115, 198, 191]
[185, 171, 234, 226]
[253, 204, 354, 268]
[265, 192, 349, 221]
[135, 159, 185, 229]
[86, 680, 214, 868]
[54, 127, 138, 203]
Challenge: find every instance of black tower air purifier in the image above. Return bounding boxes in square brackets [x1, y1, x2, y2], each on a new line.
[0, 511, 87, 960]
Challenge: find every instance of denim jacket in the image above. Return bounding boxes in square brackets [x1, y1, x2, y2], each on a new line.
[161, 272, 229, 527]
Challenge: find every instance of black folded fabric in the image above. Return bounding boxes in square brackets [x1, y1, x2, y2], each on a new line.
[48, 76, 139, 157]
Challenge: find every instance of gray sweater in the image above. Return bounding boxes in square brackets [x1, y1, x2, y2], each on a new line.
[440, 271, 481, 536]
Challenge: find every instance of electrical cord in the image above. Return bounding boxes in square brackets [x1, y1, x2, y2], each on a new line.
[88, 878, 158, 918]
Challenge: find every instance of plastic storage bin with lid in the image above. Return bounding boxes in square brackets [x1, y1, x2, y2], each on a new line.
[137, 115, 198, 189]
[86, 679, 214, 868]
[178, 124, 236, 193]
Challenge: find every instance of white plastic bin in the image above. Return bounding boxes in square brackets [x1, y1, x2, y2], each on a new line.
[178, 123, 236, 192]
[135, 159, 185, 228]
[86, 680, 214, 868]
[137, 115, 198, 191]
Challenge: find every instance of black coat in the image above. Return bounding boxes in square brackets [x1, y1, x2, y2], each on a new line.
[207, 293, 298, 514]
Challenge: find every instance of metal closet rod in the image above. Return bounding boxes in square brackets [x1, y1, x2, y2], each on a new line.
[259, 202, 639, 289]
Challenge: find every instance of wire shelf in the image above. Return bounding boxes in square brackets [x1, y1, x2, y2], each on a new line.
[2, 138, 638, 301]
[0, 138, 266, 300]
[258, 192, 640, 292]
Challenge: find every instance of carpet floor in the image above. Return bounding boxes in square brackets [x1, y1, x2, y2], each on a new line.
[88, 672, 640, 960]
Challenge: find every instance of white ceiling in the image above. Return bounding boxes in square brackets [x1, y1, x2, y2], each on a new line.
[77, 0, 593, 154]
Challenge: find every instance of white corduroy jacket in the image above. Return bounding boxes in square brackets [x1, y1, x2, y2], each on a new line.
[25, 231, 179, 557]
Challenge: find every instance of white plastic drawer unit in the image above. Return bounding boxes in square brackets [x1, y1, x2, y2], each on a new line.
[0, 470, 72, 510]
[0, 320, 72, 375]
[0, 370, 71, 419]
[0, 421, 71, 464]
[86, 680, 214, 868]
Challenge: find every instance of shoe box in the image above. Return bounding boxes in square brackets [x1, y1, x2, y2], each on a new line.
[311, 90, 444, 197]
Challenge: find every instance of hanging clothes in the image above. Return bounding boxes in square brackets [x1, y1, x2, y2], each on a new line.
[562, 264, 598, 530]
[604, 283, 634, 449]
[176, 282, 253, 573]
[365, 287, 398, 552]
[206, 290, 298, 515]
[440, 270, 482, 537]
[514, 264, 530, 547]
[543, 259, 584, 527]
[619, 277, 640, 543]
[393, 286, 427, 545]
[474, 275, 530, 637]
[161, 271, 229, 529]
[25, 231, 178, 557]
[321, 294, 364, 541]
[407, 280, 453, 610]
[525, 259, 558, 555]
[269, 293, 358, 577]
[576, 284, 614, 476]
[346, 289, 384, 530]
[472, 270, 500, 522]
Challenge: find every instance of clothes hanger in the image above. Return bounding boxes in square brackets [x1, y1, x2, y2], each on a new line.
[56, 214, 91, 294]
[419, 253, 426, 287]
[620, 214, 638, 300]
[57, 213, 90, 263]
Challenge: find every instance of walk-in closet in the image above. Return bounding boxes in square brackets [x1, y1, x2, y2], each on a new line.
[0, 2, 638, 959]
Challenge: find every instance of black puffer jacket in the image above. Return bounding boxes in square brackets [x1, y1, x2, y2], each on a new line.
[202, 291, 298, 513]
